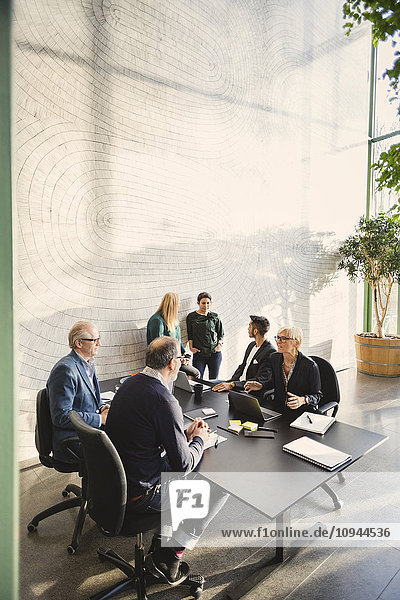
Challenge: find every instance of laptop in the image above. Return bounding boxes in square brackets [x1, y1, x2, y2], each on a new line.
[173, 370, 210, 393]
[228, 390, 281, 423]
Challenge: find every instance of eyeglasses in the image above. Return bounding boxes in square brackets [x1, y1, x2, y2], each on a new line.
[80, 337, 101, 343]
[274, 335, 294, 342]
[176, 355, 186, 362]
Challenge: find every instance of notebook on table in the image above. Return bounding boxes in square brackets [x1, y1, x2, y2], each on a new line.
[228, 390, 281, 423]
[283, 436, 352, 471]
[183, 407, 218, 421]
[290, 412, 335, 435]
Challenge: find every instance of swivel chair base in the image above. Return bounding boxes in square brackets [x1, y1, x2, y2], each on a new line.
[27, 483, 88, 554]
[86, 536, 204, 600]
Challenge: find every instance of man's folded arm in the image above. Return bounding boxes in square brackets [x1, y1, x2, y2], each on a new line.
[158, 402, 204, 473]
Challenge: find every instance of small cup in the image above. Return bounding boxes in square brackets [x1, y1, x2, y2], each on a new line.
[194, 384, 203, 402]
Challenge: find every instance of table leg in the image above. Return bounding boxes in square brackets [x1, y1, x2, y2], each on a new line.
[226, 509, 290, 600]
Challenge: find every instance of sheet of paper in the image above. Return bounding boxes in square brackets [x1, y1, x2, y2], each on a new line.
[203, 432, 227, 450]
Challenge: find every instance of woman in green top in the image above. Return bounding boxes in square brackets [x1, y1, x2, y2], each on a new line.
[186, 292, 224, 379]
[146, 292, 186, 354]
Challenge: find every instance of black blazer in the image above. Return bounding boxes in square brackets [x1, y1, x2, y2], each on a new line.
[264, 351, 322, 419]
[231, 340, 276, 391]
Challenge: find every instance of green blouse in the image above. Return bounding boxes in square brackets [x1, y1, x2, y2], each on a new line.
[146, 311, 186, 354]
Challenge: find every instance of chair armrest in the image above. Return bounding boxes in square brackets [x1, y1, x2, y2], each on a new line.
[317, 402, 339, 417]
[263, 389, 274, 402]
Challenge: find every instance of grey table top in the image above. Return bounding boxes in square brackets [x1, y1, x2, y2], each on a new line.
[101, 376, 387, 519]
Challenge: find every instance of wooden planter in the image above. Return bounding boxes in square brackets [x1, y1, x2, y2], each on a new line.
[354, 334, 400, 377]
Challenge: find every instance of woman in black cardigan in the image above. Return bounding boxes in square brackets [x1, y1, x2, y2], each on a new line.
[245, 326, 322, 420]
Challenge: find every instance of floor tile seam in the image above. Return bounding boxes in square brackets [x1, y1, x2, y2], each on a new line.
[274, 548, 337, 600]
[376, 564, 400, 599]
[229, 545, 274, 570]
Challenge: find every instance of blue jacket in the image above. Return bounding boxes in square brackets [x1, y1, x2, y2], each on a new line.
[47, 350, 102, 462]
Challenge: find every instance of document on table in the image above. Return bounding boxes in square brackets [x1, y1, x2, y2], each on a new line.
[203, 432, 227, 450]
[290, 412, 335, 435]
[100, 391, 115, 402]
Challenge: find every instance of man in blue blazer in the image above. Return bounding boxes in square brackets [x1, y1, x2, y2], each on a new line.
[47, 321, 109, 463]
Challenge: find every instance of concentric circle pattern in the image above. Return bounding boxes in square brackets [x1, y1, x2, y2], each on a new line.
[14, 0, 370, 460]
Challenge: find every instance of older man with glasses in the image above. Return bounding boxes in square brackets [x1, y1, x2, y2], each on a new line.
[47, 320, 109, 463]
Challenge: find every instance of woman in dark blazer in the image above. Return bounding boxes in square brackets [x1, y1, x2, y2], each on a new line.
[245, 326, 322, 419]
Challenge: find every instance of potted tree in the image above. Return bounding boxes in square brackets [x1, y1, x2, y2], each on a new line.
[338, 212, 400, 376]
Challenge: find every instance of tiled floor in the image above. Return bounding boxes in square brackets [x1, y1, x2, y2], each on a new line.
[19, 368, 400, 600]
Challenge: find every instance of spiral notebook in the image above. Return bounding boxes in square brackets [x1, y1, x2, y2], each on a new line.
[283, 436, 352, 471]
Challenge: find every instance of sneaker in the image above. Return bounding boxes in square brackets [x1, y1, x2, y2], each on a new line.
[145, 549, 189, 586]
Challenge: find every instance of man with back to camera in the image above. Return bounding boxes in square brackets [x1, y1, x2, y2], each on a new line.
[105, 336, 228, 585]
[47, 320, 109, 463]
[212, 315, 275, 393]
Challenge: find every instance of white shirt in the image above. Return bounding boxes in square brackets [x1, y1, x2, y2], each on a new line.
[239, 344, 259, 381]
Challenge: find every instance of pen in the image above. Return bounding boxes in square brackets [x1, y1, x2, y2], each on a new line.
[259, 427, 278, 433]
[307, 414, 313, 424]
[217, 425, 235, 435]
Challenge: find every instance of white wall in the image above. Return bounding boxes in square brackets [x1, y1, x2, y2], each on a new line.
[14, 0, 370, 461]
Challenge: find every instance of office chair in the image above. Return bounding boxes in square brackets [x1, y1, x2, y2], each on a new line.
[309, 355, 340, 417]
[69, 410, 204, 600]
[27, 389, 89, 554]
[309, 356, 345, 507]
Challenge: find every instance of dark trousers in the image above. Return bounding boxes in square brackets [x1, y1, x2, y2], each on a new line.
[192, 351, 222, 379]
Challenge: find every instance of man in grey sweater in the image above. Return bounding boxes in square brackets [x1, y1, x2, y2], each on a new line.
[106, 336, 227, 585]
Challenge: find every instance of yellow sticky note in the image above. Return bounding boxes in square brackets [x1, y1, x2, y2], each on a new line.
[242, 421, 258, 431]
[229, 420, 242, 425]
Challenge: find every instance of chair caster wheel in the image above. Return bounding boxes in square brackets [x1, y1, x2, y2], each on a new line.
[27, 522, 37, 532]
[191, 586, 203, 599]
[67, 545, 76, 555]
[188, 574, 204, 599]
[62, 489, 70, 497]
[334, 500, 344, 510]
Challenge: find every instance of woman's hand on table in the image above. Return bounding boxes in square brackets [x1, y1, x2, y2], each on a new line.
[212, 381, 234, 392]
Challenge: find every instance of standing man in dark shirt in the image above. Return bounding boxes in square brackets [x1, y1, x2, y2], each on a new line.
[212, 315, 275, 393]
[106, 336, 227, 585]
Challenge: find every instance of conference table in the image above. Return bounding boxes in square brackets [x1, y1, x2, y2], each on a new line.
[100, 377, 387, 599]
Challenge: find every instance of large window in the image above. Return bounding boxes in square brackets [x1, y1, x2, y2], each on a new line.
[369, 39, 400, 334]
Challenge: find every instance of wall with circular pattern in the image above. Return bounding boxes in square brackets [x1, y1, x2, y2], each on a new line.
[15, 0, 370, 461]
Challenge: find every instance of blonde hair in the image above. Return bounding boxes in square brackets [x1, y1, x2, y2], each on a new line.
[68, 321, 95, 349]
[157, 292, 180, 333]
[277, 325, 303, 348]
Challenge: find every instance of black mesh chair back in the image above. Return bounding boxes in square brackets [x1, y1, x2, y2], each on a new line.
[309, 355, 340, 417]
[35, 388, 58, 468]
[69, 410, 126, 536]
[28, 390, 88, 553]
[35, 388, 79, 471]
